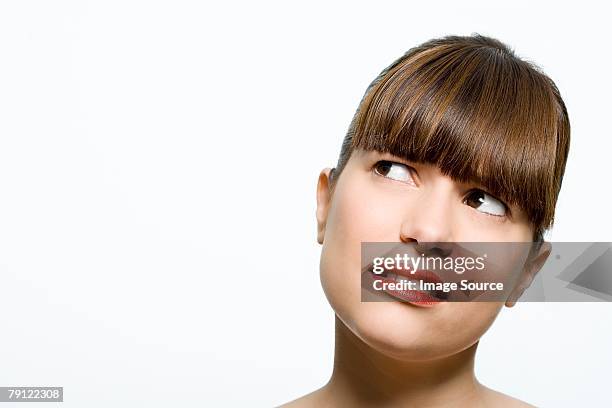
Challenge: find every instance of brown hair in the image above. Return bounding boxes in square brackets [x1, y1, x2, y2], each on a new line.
[331, 34, 570, 242]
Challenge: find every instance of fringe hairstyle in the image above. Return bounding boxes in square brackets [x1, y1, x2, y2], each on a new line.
[333, 34, 570, 242]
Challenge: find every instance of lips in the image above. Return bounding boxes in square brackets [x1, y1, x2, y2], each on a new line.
[369, 266, 448, 306]
[392, 267, 444, 285]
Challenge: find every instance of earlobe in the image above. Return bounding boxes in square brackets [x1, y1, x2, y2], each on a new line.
[505, 241, 552, 308]
[316, 168, 334, 245]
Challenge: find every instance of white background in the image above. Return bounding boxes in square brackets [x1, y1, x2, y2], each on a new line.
[0, 1, 610, 407]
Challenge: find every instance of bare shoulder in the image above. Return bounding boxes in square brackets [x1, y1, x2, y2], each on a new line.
[481, 386, 537, 408]
[276, 386, 330, 408]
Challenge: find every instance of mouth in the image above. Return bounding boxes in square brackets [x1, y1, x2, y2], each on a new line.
[367, 267, 449, 307]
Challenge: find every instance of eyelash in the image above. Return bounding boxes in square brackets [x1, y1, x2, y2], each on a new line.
[372, 160, 415, 184]
[463, 189, 510, 219]
[372, 160, 511, 218]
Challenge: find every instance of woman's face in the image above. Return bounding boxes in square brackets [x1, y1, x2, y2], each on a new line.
[316, 148, 534, 361]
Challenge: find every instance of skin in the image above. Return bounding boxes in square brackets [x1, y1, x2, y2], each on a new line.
[280, 148, 551, 408]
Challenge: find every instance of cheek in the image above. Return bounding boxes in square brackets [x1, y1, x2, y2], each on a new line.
[320, 176, 395, 304]
[319, 174, 405, 328]
[330, 176, 402, 242]
[319, 178, 384, 318]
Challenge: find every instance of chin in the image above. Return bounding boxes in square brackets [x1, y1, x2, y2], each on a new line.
[339, 301, 502, 362]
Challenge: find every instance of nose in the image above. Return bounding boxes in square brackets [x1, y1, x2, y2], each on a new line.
[399, 185, 455, 246]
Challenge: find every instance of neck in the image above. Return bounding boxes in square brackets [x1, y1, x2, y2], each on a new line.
[322, 315, 484, 407]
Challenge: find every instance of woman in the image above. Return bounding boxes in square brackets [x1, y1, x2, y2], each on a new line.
[281, 34, 570, 407]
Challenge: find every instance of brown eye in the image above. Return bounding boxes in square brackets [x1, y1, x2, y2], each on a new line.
[464, 190, 507, 217]
[373, 161, 414, 184]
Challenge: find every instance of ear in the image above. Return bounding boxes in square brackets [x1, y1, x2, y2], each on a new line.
[316, 168, 334, 245]
[505, 241, 552, 307]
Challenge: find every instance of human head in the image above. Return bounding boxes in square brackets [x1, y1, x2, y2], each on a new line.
[315, 34, 570, 360]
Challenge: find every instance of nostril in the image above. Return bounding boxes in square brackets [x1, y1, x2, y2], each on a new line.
[414, 242, 453, 258]
[400, 236, 417, 244]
